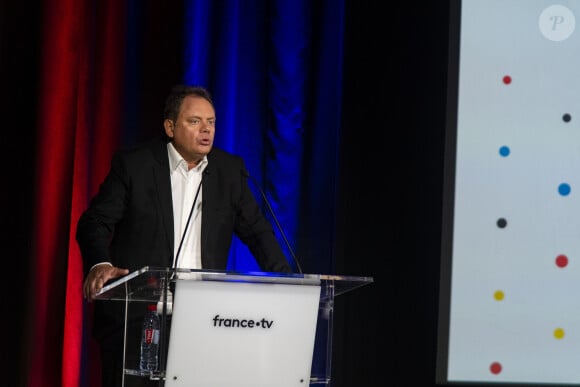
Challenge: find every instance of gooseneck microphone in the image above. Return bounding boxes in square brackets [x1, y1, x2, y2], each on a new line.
[241, 169, 303, 274]
[172, 168, 208, 269]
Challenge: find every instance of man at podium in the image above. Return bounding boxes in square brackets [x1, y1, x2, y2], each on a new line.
[76, 84, 293, 387]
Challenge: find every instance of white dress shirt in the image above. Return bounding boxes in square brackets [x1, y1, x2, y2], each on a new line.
[167, 142, 208, 269]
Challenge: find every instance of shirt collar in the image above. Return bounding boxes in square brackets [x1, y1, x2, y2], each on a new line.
[167, 141, 208, 173]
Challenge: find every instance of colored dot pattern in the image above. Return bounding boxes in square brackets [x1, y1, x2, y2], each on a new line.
[484, 73, 574, 378]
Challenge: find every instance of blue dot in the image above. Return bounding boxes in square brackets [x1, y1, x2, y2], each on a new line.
[499, 146, 510, 157]
[559, 183, 571, 196]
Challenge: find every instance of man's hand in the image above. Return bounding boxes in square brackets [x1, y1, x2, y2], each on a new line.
[83, 264, 130, 301]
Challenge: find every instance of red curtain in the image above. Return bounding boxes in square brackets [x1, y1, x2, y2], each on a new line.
[28, 1, 126, 386]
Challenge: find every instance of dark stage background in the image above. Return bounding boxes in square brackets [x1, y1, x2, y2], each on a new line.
[1, 1, 450, 386]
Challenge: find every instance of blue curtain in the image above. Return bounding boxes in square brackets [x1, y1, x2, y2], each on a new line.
[176, 0, 346, 272]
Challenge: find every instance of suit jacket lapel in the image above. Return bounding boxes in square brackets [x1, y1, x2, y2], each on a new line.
[151, 138, 175, 265]
[200, 153, 220, 267]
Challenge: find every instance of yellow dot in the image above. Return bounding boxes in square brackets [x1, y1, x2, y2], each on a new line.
[554, 328, 565, 339]
[493, 290, 504, 301]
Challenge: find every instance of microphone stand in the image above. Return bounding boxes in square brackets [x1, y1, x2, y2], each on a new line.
[242, 169, 303, 274]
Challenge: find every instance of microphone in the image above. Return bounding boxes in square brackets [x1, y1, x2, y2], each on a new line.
[167, 167, 209, 314]
[173, 176, 203, 269]
[241, 169, 303, 274]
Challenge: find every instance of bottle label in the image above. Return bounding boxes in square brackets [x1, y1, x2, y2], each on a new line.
[144, 329, 160, 344]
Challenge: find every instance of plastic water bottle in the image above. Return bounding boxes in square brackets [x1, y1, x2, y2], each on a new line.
[140, 304, 160, 371]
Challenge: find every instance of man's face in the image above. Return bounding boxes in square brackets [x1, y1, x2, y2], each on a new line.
[165, 95, 215, 166]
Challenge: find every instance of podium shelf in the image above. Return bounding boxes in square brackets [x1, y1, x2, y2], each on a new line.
[95, 267, 373, 302]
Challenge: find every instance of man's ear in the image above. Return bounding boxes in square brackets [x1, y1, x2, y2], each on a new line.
[164, 119, 174, 138]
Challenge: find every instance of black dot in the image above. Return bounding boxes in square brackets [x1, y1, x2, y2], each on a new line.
[497, 218, 507, 228]
[563, 113, 571, 122]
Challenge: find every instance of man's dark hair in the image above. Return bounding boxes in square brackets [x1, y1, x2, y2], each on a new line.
[163, 85, 214, 122]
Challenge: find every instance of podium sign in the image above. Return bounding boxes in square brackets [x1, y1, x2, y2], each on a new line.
[166, 279, 320, 386]
[95, 267, 373, 386]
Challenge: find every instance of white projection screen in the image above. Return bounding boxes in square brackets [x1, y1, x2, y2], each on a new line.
[436, 1, 580, 385]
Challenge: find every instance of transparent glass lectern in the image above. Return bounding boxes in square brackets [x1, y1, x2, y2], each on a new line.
[95, 267, 373, 386]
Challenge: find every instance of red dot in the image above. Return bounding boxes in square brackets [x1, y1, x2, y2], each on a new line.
[556, 254, 568, 268]
[490, 362, 502, 375]
[502, 75, 511, 84]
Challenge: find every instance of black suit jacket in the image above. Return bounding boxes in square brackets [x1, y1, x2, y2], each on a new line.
[76, 136, 292, 344]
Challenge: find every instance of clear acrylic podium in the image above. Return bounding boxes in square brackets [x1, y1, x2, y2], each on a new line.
[95, 266, 373, 386]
